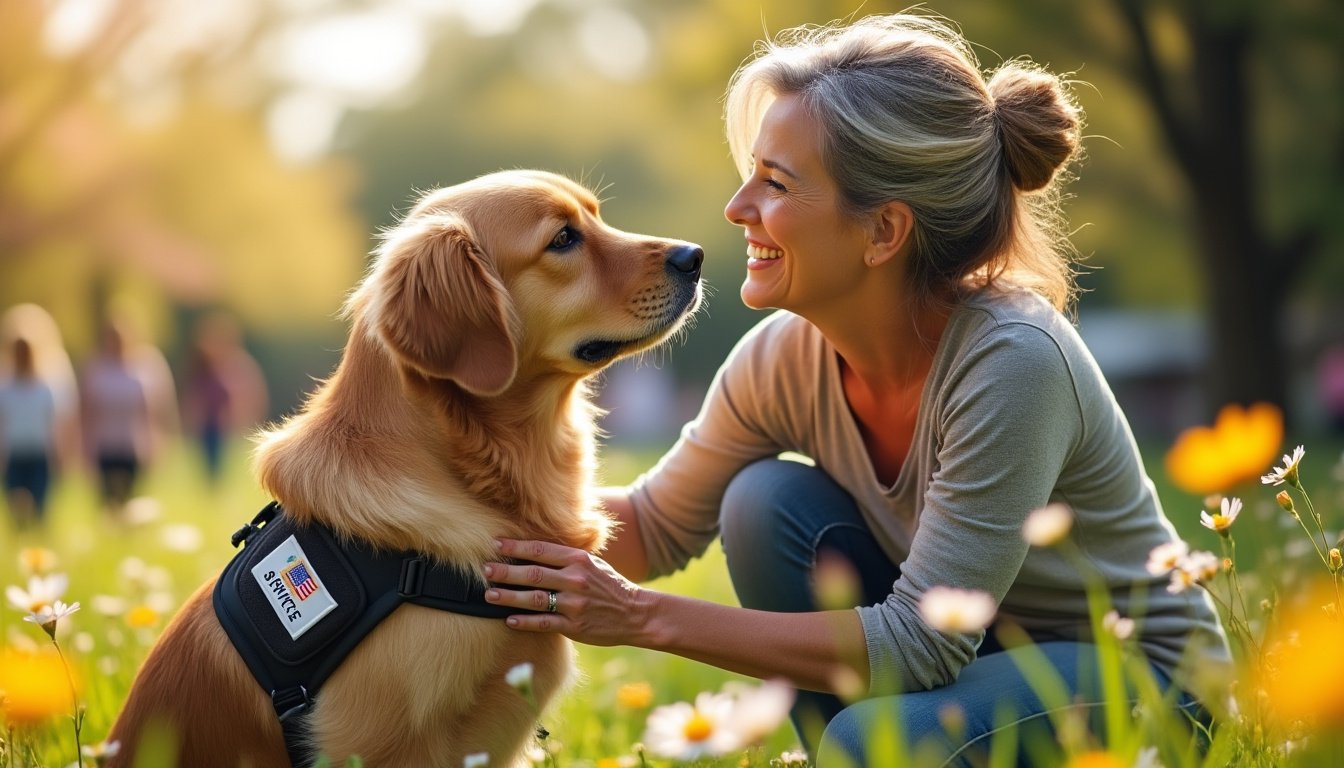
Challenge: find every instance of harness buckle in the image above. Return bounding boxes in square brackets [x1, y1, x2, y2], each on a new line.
[398, 556, 427, 598]
[231, 501, 282, 548]
[271, 685, 311, 722]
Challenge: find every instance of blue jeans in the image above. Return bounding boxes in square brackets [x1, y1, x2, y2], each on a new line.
[719, 459, 1202, 766]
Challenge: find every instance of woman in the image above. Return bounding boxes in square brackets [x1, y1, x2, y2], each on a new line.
[482, 14, 1230, 764]
[0, 337, 58, 528]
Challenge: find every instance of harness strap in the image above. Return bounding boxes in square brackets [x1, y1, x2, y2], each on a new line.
[213, 503, 538, 767]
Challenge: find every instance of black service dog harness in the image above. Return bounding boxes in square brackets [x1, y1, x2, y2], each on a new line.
[213, 502, 535, 767]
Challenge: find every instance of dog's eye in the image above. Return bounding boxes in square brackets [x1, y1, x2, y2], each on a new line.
[548, 226, 581, 252]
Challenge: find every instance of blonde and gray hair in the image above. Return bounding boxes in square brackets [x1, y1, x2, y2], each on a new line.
[724, 14, 1084, 310]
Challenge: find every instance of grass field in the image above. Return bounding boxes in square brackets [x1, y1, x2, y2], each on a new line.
[3, 431, 1344, 767]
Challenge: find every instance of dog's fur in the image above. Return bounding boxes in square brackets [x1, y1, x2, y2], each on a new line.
[107, 170, 702, 767]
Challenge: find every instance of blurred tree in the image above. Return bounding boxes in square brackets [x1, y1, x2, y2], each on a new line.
[0, 0, 364, 356]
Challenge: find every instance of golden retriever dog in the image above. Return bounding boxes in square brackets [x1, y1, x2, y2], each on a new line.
[108, 169, 703, 767]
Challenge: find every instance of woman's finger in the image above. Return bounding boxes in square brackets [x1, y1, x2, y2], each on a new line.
[481, 560, 555, 589]
[495, 538, 581, 566]
[484, 586, 555, 614]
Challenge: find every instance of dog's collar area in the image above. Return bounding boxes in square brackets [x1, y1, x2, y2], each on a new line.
[215, 502, 539, 768]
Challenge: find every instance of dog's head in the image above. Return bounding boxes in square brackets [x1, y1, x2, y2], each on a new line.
[349, 170, 702, 396]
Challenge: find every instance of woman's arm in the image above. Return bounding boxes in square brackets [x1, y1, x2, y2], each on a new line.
[484, 537, 870, 695]
[595, 487, 650, 582]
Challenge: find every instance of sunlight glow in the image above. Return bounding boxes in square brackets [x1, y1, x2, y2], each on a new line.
[269, 9, 428, 107]
[578, 7, 650, 81]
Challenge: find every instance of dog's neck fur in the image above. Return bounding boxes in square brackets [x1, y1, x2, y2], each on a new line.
[252, 322, 607, 565]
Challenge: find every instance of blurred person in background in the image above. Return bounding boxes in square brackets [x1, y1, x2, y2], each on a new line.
[1, 303, 81, 471]
[479, 13, 1230, 766]
[181, 312, 268, 486]
[0, 336, 59, 528]
[1317, 342, 1344, 435]
[81, 313, 175, 514]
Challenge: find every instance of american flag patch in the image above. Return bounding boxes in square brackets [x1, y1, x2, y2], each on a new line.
[283, 560, 320, 600]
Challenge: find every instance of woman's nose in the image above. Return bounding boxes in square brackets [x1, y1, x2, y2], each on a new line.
[724, 183, 754, 226]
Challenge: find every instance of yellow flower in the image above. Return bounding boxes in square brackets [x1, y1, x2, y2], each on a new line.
[1260, 581, 1344, 726]
[0, 646, 77, 725]
[126, 605, 160, 629]
[617, 681, 654, 709]
[1164, 402, 1283, 495]
[1064, 752, 1126, 768]
[17, 547, 58, 576]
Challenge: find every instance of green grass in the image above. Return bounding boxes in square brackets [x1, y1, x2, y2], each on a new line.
[3, 434, 1344, 766]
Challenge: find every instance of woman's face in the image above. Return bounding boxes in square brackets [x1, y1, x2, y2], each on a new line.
[724, 93, 872, 315]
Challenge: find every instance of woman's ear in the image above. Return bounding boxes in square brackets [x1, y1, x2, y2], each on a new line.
[865, 200, 915, 268]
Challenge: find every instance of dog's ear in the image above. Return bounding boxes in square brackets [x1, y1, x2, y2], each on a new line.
[368, 213, 518, 396]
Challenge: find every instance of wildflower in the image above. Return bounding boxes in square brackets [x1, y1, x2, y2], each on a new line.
[1164, 402, 1283, 494]
[1260, 581, 1344, 726]
[522, 743, 547, 764]
[616, 681, 654, 709]
[7, 573, 70, 614]
[1332, 549, 1343, 573]
[1167, 552, 1219, 594]
[17, 547, 59, 576]
[81, 739, 121, 767]
[463, 753, 490, 768]
[126, 605, 160, 629]
[773, 750, 810, 767]
[0, 646, 77, 725]
[160, 523, 203, 553]
[919, 587, 996, 633]
[595, 758, 637, 768]
[813, 551, 861, 610]
[1199, 496, 1242, 535]
[1262, 445, 1305, 487]
[643, 691, 741, 760]
[1276, 490, 1297, 517]
[1133, 746, 1163, 768]
[726, 679, 794, 745]
[505, 662, 534, 693]
[1102, 610, 1135, 641]
[1063, 751, 1126, 768]
[1145, 541, 1189, 575]
[1023, 503, 1073, 547]
[24, 600, 80, 640]
[91, 595, 128, 617]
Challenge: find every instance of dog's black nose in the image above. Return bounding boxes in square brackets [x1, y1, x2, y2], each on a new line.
[666, 244, 703, 278]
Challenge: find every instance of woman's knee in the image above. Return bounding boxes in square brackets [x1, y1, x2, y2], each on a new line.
[721, 458, 845, 542]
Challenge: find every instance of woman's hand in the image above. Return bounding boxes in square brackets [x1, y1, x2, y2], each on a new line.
[483, 538, 657, 647]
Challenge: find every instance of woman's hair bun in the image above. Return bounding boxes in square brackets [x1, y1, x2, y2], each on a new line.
[988, 63, 1083, 192]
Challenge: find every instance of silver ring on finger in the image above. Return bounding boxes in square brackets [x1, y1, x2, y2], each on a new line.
[547, 590, 558, 613]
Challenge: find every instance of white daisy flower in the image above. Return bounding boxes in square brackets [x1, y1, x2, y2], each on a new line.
[1262, 445, 1306, 486]
[24, 599, 81, 638]
[643, 691, 741, 760]
[7, 573, 69, 613]
[919, 586, 997, 633]
[1102, 610, 1135, 641]
[1022, 503, 1073, 547]
[1199, 496, 1242, 535]
[726, 679, 795, 745]
[1146, 540, 1189, 575]
[505, 662, 534, 693]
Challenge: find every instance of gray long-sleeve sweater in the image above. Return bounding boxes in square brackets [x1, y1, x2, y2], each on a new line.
[629, 287, 1230, 701]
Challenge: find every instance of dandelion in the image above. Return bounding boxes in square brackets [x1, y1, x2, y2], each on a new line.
[463, 752, 490, 768]
[616, 681, 654, 709]
[1023, 503, 1073, 547]
[7, 573, 69, 613]
[1146, 541, 1189, 575]
[1262, 445, 1306, 487]
[24, 600, 80, 640]
[0, 646, 77, 725]
[17, 547, 59, 575]
[643, 691, 741, 760]
[1164, 402, 1283, 494]
[918, 586, 996, 633]
[1200, 496, 1243, 535]
[1102, 610, 1135, 641]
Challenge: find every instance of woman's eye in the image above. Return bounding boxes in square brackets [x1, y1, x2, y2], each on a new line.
[548, 226, 580, 251]
[764, 177, 787, 192]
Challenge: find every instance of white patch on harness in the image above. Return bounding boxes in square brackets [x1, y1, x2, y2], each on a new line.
[250, 534, 338, 640]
